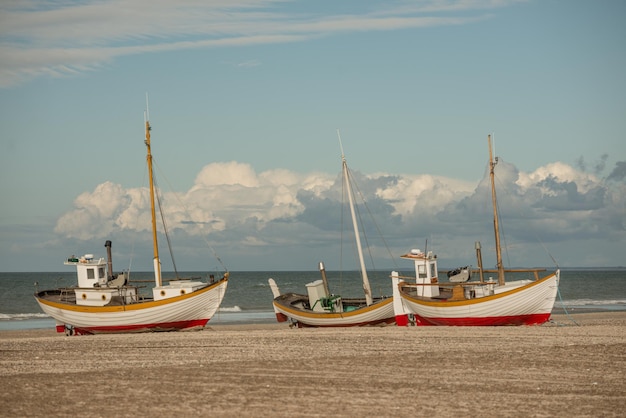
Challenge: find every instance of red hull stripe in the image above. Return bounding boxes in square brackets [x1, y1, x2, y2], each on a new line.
[275, 313, 289, 323]
[295, 317, 396, 328]
[395, 314, 409, 327]
[70, 318, 209, 334]
[412, 313, 551, 326]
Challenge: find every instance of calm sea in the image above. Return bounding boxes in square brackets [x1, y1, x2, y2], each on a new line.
[1, 269, 625, 331]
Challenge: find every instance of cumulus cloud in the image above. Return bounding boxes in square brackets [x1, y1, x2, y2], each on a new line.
[54, 157, 626, 270]
[0, 0, 504, 88]
[607, 161, 626, 183]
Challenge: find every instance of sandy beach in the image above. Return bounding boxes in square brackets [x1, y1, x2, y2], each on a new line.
[1, 312, 624, 417]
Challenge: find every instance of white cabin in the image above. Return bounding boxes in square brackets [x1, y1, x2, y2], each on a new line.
[65, 254, 135, 306]
[65, 255, 108, 288]
[401, 249, 440, 298]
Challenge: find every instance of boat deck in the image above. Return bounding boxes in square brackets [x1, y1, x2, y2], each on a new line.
[275, 292, 390, 312]
[36, 287, 151, 306]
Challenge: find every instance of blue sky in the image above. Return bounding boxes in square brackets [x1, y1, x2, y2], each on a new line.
[1, 0, 624, 272]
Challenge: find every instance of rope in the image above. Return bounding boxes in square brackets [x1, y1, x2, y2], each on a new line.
[126, 167, 152, 282]
[348, 165, 399, 271]
[552, 285, 580, 326]
[152, 158, 227, 273]
[152, 173, 179, 277]
[492, 163, 559, 269]
[338, 164, 399, 298]
[493, 172, 512, 268]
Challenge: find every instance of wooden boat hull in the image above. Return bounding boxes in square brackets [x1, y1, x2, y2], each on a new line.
[399, 271, 559, 326]
[272, 294, 396, 327]
[34, 278, 228, 334]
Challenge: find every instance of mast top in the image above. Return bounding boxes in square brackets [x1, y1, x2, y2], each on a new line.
[337, 129, 347, 162]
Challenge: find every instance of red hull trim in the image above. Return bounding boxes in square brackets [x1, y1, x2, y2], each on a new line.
[67, 318, 210, 335]
[295, 317, 397, 328]
[275, 312, 289, 323]
[395, 314, 409, 327]
[412, 313, 552, 326]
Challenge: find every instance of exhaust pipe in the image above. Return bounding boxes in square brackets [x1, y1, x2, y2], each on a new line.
[104, 240, 113, 280]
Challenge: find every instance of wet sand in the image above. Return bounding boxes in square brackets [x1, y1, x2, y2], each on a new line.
[1, 312, 625, 417]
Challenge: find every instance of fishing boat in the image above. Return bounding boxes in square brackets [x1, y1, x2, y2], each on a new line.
[268, 133, 396, 327]
[35, 110, 229, 335]
[393, 135, 560, 326]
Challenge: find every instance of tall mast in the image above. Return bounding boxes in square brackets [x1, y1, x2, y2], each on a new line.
[145, 110, 162, 287]
[338, 130, 373, 306]
[488, 135, 505, 286]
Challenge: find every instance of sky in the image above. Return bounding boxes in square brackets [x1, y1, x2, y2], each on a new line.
[1, 0, 625, 273]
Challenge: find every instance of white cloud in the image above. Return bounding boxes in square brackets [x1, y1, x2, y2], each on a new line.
[53, 157, 625, 271]
[193, 161, 260, 187]
[55, 181, 127, 239]
[517, 161, 600, 195]
[376, 173, 475, 217]
[0, 0, 508, 87]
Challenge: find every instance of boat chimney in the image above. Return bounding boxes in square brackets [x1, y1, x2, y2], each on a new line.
[319, 261, 330, 296]
[105, 240, 113, 280]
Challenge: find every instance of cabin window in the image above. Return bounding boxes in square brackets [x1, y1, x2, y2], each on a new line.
[98, 267, 105, 279]
[430, 263, 436, 278]
[87, 268, 95, 280]
[417, 264, 427, 278]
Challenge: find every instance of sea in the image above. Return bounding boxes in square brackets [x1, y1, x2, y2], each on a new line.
[1, 268, 625, 331]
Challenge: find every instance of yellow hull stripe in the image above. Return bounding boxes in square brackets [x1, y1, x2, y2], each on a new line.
[35, 278, 227, 313]
[402, 273, 556, 307]
[275, 297, 393, 319]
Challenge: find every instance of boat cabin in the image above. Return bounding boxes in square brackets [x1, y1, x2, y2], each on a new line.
[65, 254, 135, 307]
[400, 249, 440, 298]
[65, 255, 108, 288]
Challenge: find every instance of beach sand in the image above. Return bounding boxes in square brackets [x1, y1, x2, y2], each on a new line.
[1, 312, 624, 417]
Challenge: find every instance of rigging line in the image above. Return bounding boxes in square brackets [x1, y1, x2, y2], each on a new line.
[348, 163, 398, 269]
[555, 286, 579, 326]
[339, 169, 346, 291]
[346, 169, 373, 281]
[493, 176, 512, 269]
[152, 172, 179, 277]
[492, 163, 560, 269]
[489, 157, 512, 269]
[346, 167, 376, 272]
[151, 158, 227, 272]
[127, 167, 152, 281]
[540, 241, 559, 268]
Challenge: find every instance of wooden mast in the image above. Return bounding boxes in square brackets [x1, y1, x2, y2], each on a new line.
[488, 135, 505, 286]
[338, 130, 373, 306]
[145, 112, 162, 287]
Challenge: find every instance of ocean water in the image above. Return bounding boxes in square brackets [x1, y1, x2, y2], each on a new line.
[1, 269, 625, 331]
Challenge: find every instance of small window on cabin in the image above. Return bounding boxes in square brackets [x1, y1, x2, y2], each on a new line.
[87, 268, 95, 280]
[430, 263, 436, 278]
[98, 267, 105, 279]
[418, 264, 427, 279]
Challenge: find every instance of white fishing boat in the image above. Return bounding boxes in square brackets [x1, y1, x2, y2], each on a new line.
[35, 109, 228, 335]
[393, 135, 559, 326]
[268, 133, 396, 327]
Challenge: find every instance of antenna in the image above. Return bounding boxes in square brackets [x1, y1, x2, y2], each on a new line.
[145, 93, 150, 121]
[337, 129, 345, 160]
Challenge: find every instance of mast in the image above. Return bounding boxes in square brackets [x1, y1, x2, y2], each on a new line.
[475, 241, 485, 283]
[338, 130, 373, 306]
[488, 135, 505, 286]
[145, 110, 162, 287]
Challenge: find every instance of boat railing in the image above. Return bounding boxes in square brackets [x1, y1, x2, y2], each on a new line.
[398, 280, 491, 288]
[472, 268, 547, 281]
[394, 267, 547, 284]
